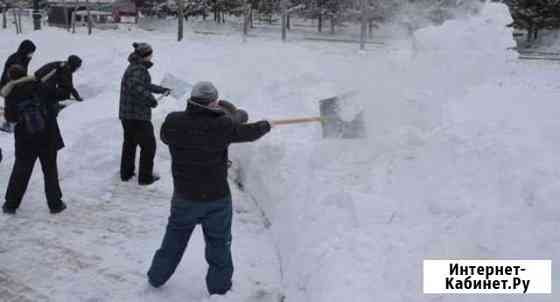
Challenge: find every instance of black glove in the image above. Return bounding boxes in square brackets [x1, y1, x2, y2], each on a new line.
[231, 109, 248, 124]
[0, 147, 2, 163]
[149, 99, 158, 108]
[76, 97, 84, 102]
[162, 88, 171, 96]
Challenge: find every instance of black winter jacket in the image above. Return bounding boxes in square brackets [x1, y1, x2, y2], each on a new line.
[161, 102, 270, 201]
[119, 53, 166, 121]
[0, 40, 35, 89]
[35, 61, 81, 102]
[3, 77, 64, 158]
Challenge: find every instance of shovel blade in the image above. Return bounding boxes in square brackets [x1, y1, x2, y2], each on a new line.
[161, 73, 193, 100]
[319, 97, 366, 139]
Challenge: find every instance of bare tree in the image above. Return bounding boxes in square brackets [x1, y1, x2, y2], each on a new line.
[87, 0, 93, 35]
[177, 0, 185, 41]
[2, 2, 7, 29]
[360, 0, 366, 50]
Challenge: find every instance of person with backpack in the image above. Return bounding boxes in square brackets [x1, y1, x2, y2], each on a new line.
[147, 82, 272, 295]
[1, 65, 66, 215]
[0, 40, 36, 132]
[119, 42, 170, 185]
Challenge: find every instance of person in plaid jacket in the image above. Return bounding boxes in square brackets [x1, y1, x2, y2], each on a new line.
[119, 42, 170, 185]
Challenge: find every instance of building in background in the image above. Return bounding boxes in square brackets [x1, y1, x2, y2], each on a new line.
[46, 0, 137, 27]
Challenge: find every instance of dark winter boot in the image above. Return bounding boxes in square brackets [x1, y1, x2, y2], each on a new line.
[121, 173, 135, 182]
[139, 175, 160, 186]
[2, 204, 16, 215]
[49, 201, 67, 214]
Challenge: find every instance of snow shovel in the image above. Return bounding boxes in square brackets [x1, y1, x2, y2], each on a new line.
[271, 92, 365, 139]
[160, 72, 193, 100]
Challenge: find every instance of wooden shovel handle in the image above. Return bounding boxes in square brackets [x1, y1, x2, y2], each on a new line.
[271, 117, 323, 126]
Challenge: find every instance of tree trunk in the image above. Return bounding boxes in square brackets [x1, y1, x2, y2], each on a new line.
[318, 14, 322, 32]
[71, 10, 76, 33]
[281, 0, 287, 41]
[17, 8, 22, 33]
[527, 25, 536, 43]
[87, 0, 92, 35]
[360, 0, 367, 50]
[368, 20, 373, 39]
[243, 4, 249, 36]
[2, 7, 7, 29]
[71, 4, 79, 33]
[287, 14, 290, 30]
[330, 17, 335, 34]
[249, 8, 253, 28]
[177, 0, 184, 41]
[33, 0, 41, 30]
[282, 14, 287, 40]
[64, 7, 70, 31]
[12, 8, 19, 34]
[534, 28, 539, 41]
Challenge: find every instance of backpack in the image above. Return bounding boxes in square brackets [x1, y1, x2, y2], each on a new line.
[17, 96, 46, 134]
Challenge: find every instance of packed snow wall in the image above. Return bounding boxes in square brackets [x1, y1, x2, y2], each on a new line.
[234, 3, 558, 302]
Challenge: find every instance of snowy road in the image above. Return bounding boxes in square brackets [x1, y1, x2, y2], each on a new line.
[0, 130, 283, 301]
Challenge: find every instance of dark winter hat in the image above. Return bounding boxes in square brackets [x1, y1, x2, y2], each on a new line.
[132, 42, 153, 58]
[68, 55, 82, 71]
[17, 40, 36, 55]
[8, 65, 26, 80]
[190, 81, 219, 104]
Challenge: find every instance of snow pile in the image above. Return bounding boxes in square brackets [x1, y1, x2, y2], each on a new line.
[235, 3, 559, 302]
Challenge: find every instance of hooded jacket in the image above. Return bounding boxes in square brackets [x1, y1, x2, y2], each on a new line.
[0, 40, 36, 89]
[161, 102, 270, 201]
[119, 52, 167, 121]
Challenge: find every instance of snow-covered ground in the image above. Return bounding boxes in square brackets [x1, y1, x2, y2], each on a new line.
[0, 3, 559, 301]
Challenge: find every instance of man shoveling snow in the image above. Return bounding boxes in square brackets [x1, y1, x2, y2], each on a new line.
[147, 81, 273, 296]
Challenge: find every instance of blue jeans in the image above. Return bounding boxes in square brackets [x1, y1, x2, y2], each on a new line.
[147, 196, 233, 294]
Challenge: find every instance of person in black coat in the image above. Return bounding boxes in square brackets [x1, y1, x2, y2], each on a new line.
[1, 40, 36, 131]
[147, 81, 272, 295]
[1, 65, 66, 215]
[119, 42, 170, 185]
[0, 40, 36, 89]
[35, 55, 83, 103]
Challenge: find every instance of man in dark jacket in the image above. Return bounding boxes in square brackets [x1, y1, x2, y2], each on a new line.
[0, 40, 36, 89]
[34, 55, 83, 103]
[1, 40, 36, 132]
[147, 81, 272, 295]
[1, 65, 66, 215]
[119, 42, 170, 185]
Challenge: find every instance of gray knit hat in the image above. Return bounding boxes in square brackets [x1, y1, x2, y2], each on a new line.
[132, 42, 153, 58]
[190, 81, 218, 104]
